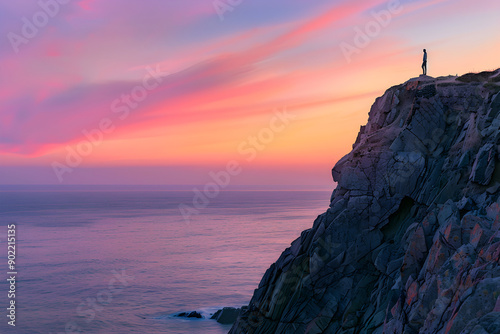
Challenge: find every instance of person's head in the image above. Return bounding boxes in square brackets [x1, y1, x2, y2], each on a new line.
[423, 49, 427, 53]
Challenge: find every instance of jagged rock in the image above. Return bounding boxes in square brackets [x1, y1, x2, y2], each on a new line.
[174, 311, 203, 318]
[470, 143, 496, 185]
[444, 278, 500, 333]
[230, 70, 500, 334]
[210, 307, 241, 324]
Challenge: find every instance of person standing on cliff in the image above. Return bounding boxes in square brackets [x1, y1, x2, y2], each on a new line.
[422, 49, 427, 75]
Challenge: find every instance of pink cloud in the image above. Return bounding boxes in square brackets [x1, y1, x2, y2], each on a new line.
[1, 0, 397, 156]
[2, 0, 499, 170]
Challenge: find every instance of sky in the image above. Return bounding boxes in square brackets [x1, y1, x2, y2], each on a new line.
[0, 0, 499, 187]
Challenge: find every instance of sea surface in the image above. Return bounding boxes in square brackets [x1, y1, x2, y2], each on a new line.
[0, 188, 331, 334]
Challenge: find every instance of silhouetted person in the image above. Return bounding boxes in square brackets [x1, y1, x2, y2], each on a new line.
[422, 49, 427, 75]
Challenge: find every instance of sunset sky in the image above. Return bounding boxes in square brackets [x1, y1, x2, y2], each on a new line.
[1, 0, 499, 186]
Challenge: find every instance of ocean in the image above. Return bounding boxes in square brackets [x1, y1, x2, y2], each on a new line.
[0, 188, 331, 333]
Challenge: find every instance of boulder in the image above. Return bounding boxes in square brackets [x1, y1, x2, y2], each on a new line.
[210, 307, 241, 324]
[174, 311, 203, 318]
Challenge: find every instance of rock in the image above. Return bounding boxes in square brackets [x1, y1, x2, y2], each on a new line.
[470, 143, 496, 185]
[210, 307, 241, 324]
[445, 278, 500, 333]
[487, 182, 500, 195]
[230, 70, 500, 334]
[470, 223, 489, 249]
[174, 311, 203, 318]
[457, 196, 475, 211]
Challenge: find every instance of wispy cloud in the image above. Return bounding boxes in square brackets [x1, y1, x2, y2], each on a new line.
[1, 0, 499, 184]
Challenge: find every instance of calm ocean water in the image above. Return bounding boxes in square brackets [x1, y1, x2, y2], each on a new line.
[0, 188, 330, 333]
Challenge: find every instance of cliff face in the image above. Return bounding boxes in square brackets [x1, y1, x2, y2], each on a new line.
[230, 70, 500, 334]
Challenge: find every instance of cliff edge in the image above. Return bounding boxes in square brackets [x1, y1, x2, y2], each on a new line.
[230, 70, 500, 334]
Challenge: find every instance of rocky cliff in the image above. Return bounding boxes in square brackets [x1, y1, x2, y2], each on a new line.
[230, 70, 500, 334]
